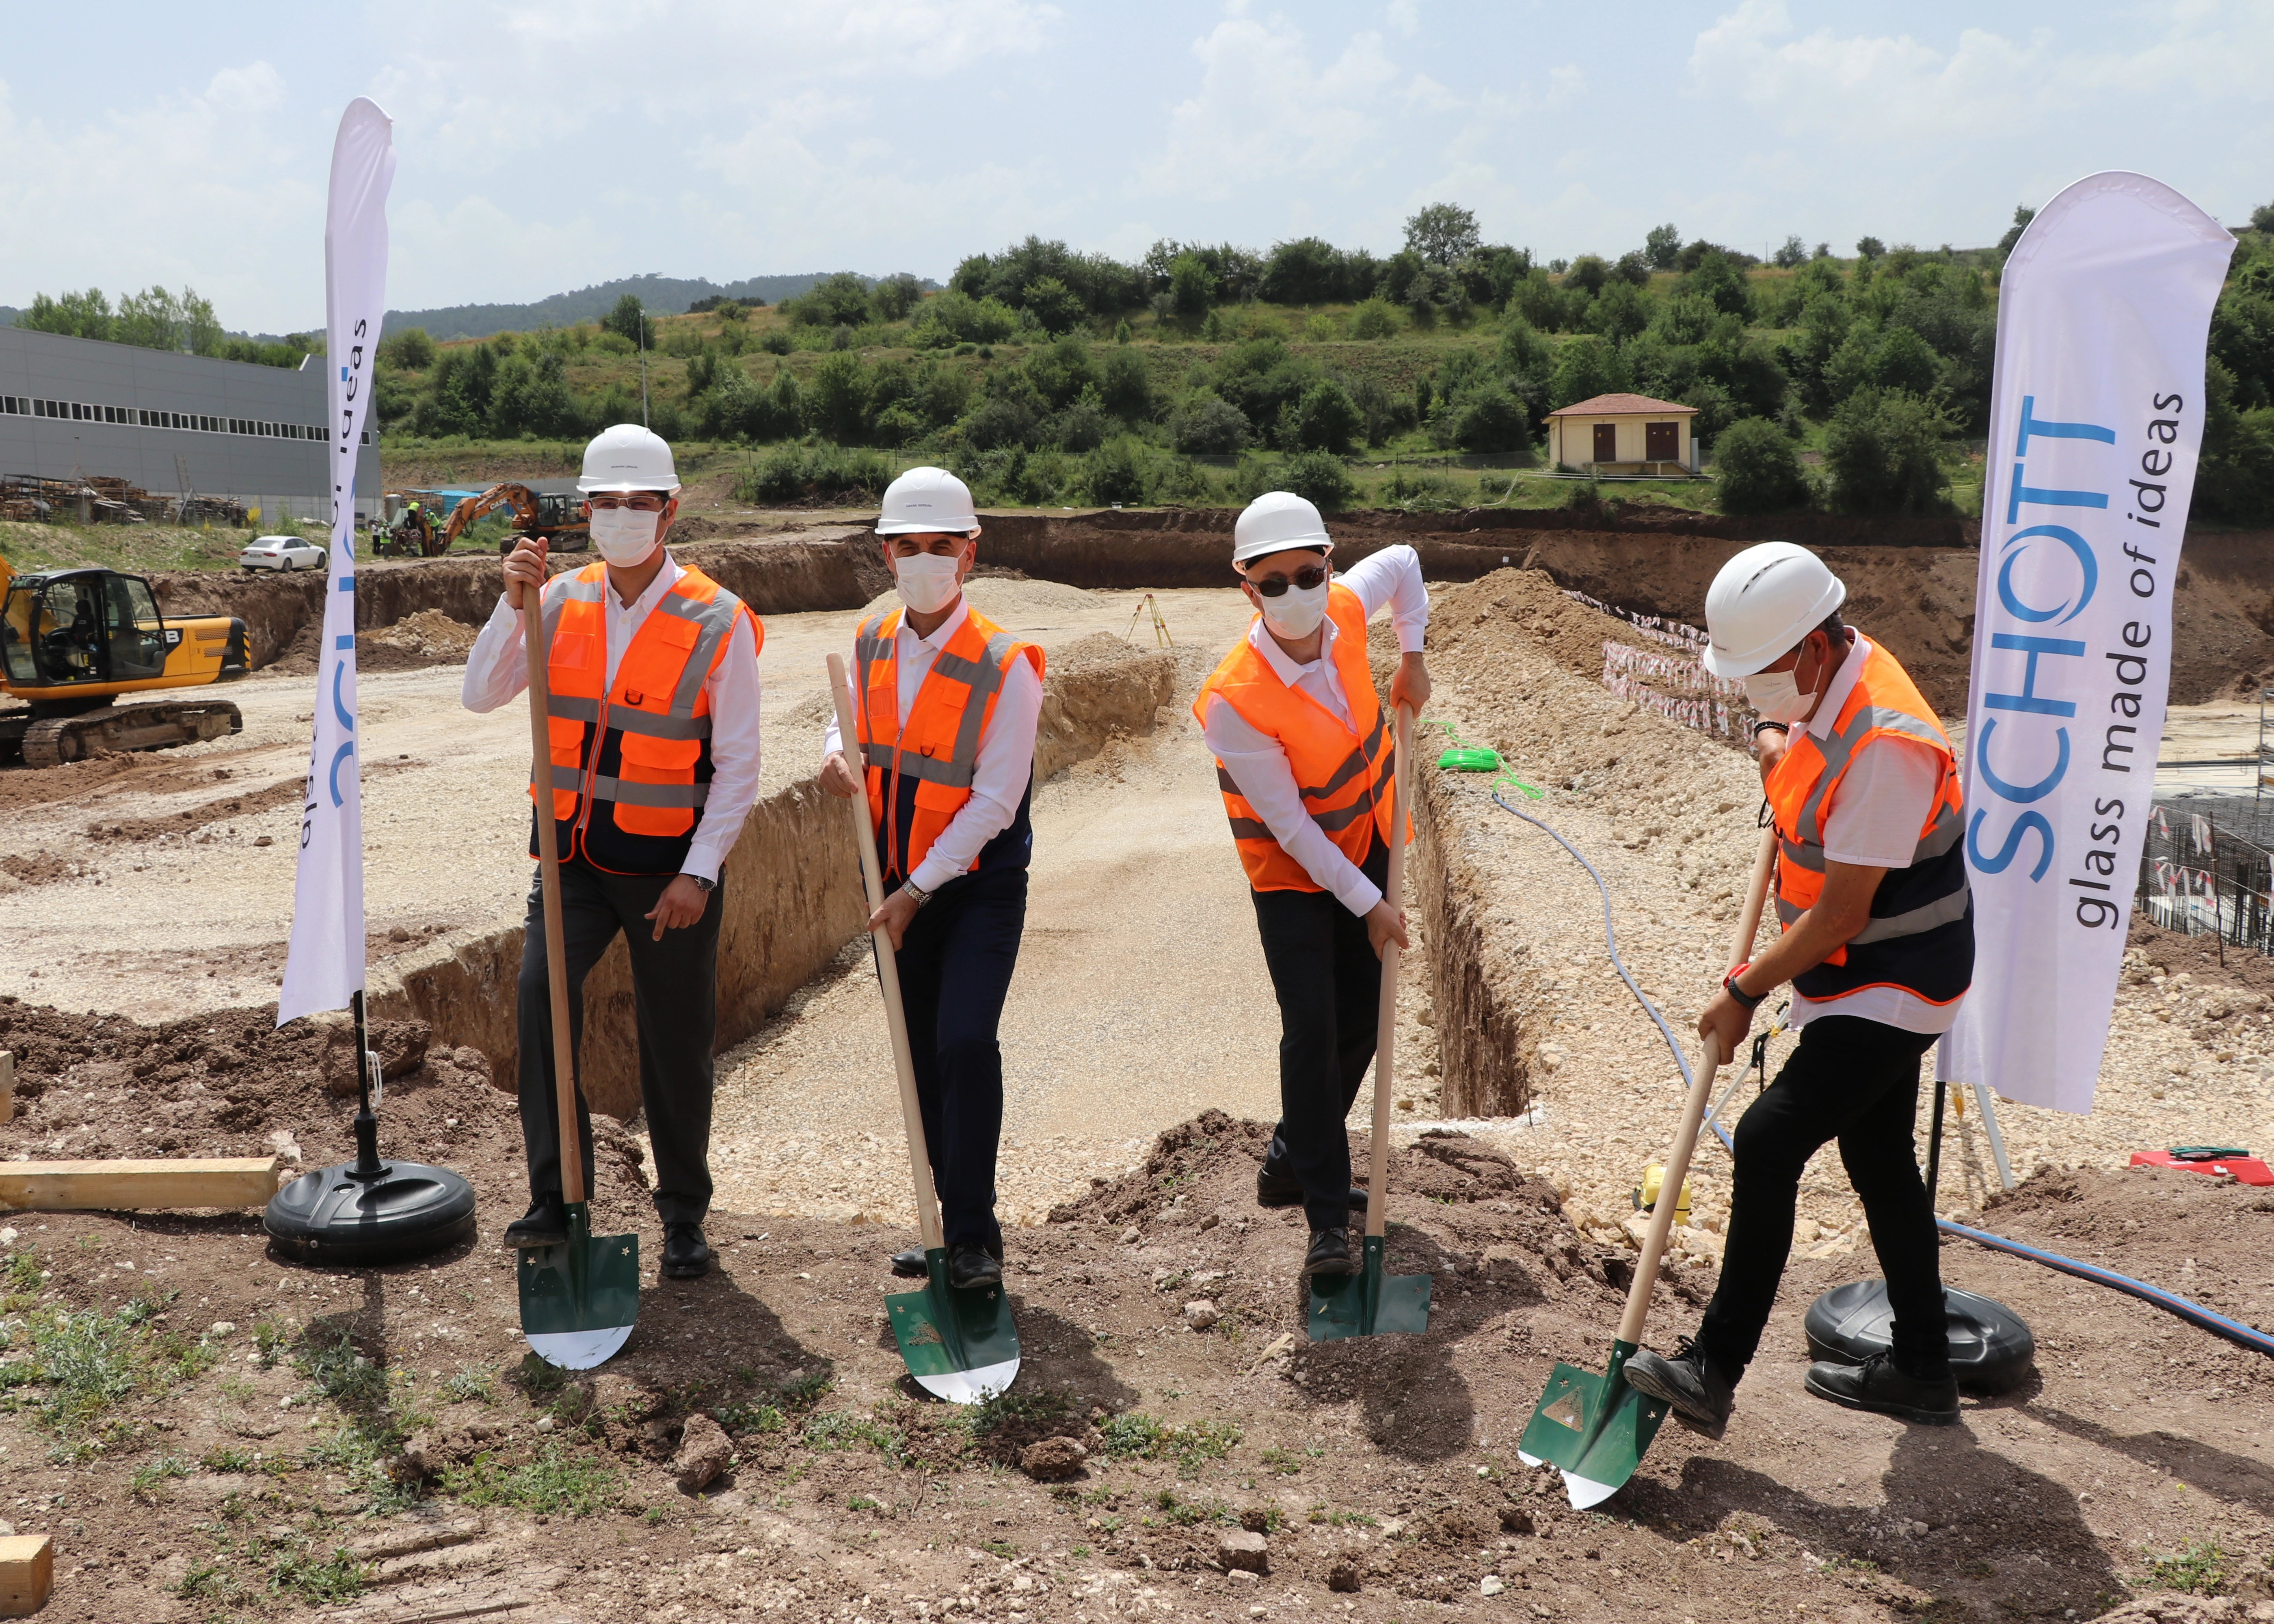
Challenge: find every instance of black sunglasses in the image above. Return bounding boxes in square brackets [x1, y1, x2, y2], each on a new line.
[1247, 565, 1329, 597]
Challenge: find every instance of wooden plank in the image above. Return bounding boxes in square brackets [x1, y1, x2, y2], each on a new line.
[0, 1157, 280, 1213]
[0, 1534, 54, 1619]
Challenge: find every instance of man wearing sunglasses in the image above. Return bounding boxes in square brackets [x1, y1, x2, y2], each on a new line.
[462, 423, 764, 1282]
[1195, 490, 1430, 1278]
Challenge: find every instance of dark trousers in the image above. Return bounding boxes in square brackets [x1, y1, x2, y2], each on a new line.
[889, 864, 1028, 1253]
[516, 856, 722, 1228]
[1250, 834, 1390, 1233]
[1697, 1015, 1950, 1379]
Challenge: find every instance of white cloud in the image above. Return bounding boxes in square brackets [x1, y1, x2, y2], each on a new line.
[1385, 0, 1420, 39]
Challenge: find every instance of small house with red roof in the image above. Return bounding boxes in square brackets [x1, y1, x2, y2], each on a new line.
[1543, 393, 1700, 476]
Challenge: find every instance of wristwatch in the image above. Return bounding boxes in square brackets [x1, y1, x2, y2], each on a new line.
[1723, 961, 1764, 1011]
[683, 873, 716, 892]
[901, 879, 932, 909]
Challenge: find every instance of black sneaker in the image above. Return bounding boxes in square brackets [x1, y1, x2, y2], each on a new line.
[1256, 1169, 1369, 1213]
[1301, 1227, 1355, 1277]
[661, 1222, 711, 1279]
[1804, 1354, 1959, 1425]
[889, 1247, 927, 1279]
[947, 1243, 1002, 1291]
[1622, 1337, 1737, 1441]
[502, 1196, 568, 1249]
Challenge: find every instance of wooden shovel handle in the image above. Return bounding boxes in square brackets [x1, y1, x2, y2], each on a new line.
[828, 654, 944, 1253]
[1616, 1031, 1726, 1345]
[1727, 823, 1778, 975]
[1364, 704, 1413, 1242]
[523, 592, 584, 1207]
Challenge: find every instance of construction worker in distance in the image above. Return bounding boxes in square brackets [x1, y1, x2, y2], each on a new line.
[1623, 540, 1973, 1433]
[1195, 491, 1430, 1281]
[820, 466, 1044, 1293]
[461, 423, 764, 1281]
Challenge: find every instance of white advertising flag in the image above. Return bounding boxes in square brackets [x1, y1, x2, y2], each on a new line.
[1942, 172, 2233, 1114]
[279, 99, 395, 1026]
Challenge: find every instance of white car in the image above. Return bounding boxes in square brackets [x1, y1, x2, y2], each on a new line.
[239, 535, 328, 572]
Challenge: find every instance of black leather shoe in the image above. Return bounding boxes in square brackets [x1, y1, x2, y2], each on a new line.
[890, 1247, 928, 1278]
[503, 1196, 568, 1249]
[1301, 1227, 1355, 1277]
[1804, 1353, 1959, 1425]
[661, 1222, 711, 1280]
[947, 1243, 1003, 1291]
[1622, 1337, 1738, 1440]
[1257, 1169, 1369, 1213]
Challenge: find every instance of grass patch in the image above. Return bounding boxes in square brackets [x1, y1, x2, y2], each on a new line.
[201, 1446, 255, 1474]
[1146, 1488, 1243, 1529]
[0, 1293, 216, 1455]
[801, 1408, 906, 1463]
[441, 1363, 496, 1405]
[442, 1440, 618, 1517]
[1308, 1505, 1378, 1527]
[981, 1539, 1017, 1559]
[1258, 1447, 1303, 1476]
[1096, 1411, 1241, 1474]
[130, 1453, 193, 1500]
[297, 1327, 387, 1408]
[2142, 1539, 2230, 1596]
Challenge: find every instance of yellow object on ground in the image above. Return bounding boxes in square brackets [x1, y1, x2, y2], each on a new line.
[1634, 1163, 1692, 1225]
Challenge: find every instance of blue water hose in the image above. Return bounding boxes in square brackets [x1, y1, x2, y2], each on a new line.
[1483, 785, 2274, 1361]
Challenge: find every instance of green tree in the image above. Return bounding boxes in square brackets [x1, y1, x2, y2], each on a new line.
[869, 272, 923, 322]
[1643, 224, 1683, 270]
[602, 294, 652, 347]
[1564, 255, 1612, 297]
[1282, 380, 1363, 454]
[785, 273, 873, 328]
[1404, 202, 1481, 267]
[113, 286, 187, 350]
[1021, 277, 1088, 336]
[1773, 235, 1808, 269]
[1713, 416, 1812, 513]
[1167, 393, 1252, 454]
[1584, 280, 1652, 343]
[1680, 249, 1753, 319]
[1083, 438, 1150, 505]
[1548, 334, 1627, 411]
[1440, 380, 1530, 453]
[1167, 253, 1216, 317]
[1347, 297, 1400, 340]
[806, 351, 871, 443]
[2196, 358, 2274, 521]
[1855, 236, 1886, 261]
[1097, 345, 1154, 420]
[19, 288, 114, 340]
[1992, 205, 2037, 270]
[1822, 388, 1952, 514]
[1498, 316, 1552, 378]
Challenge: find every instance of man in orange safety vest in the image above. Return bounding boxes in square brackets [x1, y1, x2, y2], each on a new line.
[462, 424, 764, 1281]
[822, 466, 1044, 1293]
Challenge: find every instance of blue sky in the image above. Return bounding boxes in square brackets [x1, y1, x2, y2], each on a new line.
[3, 1, 2267, 333]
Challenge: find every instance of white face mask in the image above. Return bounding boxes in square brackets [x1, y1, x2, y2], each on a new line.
[1258, 579, 1330, 641]
[588, 506, 661, 568]
[1742, 665, 1813, 723]
[893, 549, 964, 615]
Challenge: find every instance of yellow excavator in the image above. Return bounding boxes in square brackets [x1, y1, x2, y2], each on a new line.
[372, 484, 591, 559]
[0, 553, 249, 767]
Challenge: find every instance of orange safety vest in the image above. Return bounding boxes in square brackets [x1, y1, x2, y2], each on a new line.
[531, 561, 762, 875]
[1767, 634, 1972, 1006]
[854, 604, 1044, 882]
[1193, 583, 1398, 893]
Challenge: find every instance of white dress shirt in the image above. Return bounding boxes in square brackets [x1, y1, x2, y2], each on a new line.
[1784, 632, 1965, 1036]
[461, 551, 764, 884]
[821, 595, 1045, 894]
[1199, 544, 1430, 917]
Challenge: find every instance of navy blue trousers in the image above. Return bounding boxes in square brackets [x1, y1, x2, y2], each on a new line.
[887, 864, 1028, 1253]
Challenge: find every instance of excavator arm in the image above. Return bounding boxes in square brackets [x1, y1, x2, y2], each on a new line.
[434, 483, 538, 556]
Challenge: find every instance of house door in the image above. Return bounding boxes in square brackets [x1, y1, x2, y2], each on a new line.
[1645, 421, 1678, 461]
[1591, 423, 1618, 463]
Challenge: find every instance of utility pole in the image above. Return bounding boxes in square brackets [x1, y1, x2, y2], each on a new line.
[639, 304, 649, 428]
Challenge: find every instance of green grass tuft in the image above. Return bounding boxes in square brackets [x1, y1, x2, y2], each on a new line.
[442, 1440, 618, 1517]
[2142, 1539, 2230, 1596]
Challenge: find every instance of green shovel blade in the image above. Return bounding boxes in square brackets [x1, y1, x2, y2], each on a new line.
[1307, 1235, 1433, 1341]
[1515, 1341, 1669, 1507]
[885, 1247, 1020, 1405]
[519, 1202, 640, 1371]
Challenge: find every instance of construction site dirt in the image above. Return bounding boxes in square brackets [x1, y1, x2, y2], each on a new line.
[0, 510, 2271, 1623]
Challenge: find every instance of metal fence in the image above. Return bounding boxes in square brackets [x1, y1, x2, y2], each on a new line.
[2139, 792, 2274, 957]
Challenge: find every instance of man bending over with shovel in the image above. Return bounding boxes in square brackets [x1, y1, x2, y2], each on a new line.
[1623, 541, 1973, 1433]
[1195, 492, 1430, 1281]
[821, 467, 1043, 1294]
[463, 423, 764, 1282]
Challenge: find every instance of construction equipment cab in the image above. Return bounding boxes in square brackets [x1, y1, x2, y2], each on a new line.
[0, 553, 248, 766]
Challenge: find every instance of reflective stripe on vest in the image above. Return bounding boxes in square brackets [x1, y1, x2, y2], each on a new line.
[530, 561, 761, 875]
[854, 605, 1043, 879]
[1766, 636, 1973, 1005]
[1193, 583, 1397, 894]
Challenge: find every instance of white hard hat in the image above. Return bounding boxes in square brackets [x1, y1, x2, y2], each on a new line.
[577, 423, 681, 495]
[877, 466, 979, 536]
[1232, 491, 1333, 565]
[1701, 542, 1848, 678]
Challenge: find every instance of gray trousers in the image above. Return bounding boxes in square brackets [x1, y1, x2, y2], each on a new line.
[516, 856, 721, 1227]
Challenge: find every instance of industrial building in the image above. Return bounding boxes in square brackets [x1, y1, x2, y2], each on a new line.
[0, 324, 381, 524]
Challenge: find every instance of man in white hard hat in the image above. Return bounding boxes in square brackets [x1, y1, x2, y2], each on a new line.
[1623, 540, 1972, 1434]
[462, 423, 765, 1281]
[1193, 491, 1430, 1280]
[820, 466, 1043, 1292]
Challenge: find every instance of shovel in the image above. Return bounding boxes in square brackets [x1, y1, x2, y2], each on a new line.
[828, 653, 1020, 1404]
[516, 590, 640, 1371]
[1515, 823, 1774, 1506]
[1308, 703, 1433, 1341]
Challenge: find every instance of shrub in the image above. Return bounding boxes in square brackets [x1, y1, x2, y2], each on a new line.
[912, 290, 1020, 348]
[1713, 416, 1813, 514]
[1548, 334, 1627, 410]
[784, 272, 873, 328]
[758, 329, 792, 355]
[733, 444, 893, 505]
[1822, 387, 1954, 514]
[1042, 396, 1111, 453]
[1021, 277, 1088, 336]
[1280, 450, 1358, 510]
[2197, 360, 2274, 522]
[1346, 298, 1399, 340]
[1167, 393, 1253, 454]
[1083, 439, 1150, 506]
[1440, 381, 1531, 453]
[962, 396, 1040, 451]
[806, 352, 871, 443]
[601, 294, 652, 347]
[1168, 253, 1216, 317]
[1282, 380, 1363, 454]
[384, 328, 436, 370]
[869, 273, 923, 323]
[1097, 346, 1154, 420]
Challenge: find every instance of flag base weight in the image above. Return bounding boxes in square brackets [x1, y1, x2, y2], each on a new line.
[264, 1157, 476, 1266]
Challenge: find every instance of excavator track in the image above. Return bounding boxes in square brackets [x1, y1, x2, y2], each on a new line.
[15, 701, 243, 768]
